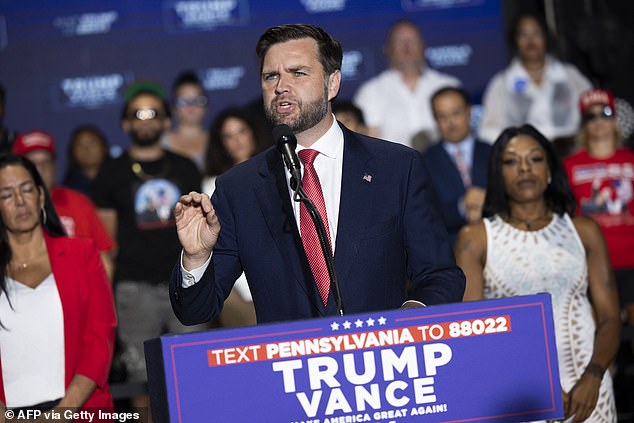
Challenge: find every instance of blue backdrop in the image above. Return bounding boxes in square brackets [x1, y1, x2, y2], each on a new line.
[0, 0, 506, 179]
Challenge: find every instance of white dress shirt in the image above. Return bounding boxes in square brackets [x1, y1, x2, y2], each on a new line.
[354, 68, 460, 147]
[288, 118, 344, 250]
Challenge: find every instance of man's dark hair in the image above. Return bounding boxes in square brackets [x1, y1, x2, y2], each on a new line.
[256, 24, 342, 76]
[482, 124, 575, 218]
[431, 86, 471, 111]
[0, 83, 5, 107]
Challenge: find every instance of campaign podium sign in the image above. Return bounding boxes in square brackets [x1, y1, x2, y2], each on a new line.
[145, 293, 563, 423]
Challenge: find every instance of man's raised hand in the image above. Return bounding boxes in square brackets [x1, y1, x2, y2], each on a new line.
[175, 191, 221, 270]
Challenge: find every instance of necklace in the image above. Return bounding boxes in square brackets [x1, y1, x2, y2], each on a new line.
[130, 158, 170, 181]
[9, 258, 34, 274]
[504, 211, 552, 231]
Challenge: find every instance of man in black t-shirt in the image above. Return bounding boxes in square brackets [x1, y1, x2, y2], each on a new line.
[92, 82, 202, 414]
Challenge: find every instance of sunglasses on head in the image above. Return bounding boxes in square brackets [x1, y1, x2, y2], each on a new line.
[127, 108, 165, 121]
[582, 106, 614, 123]
[175, 96, 208, 107]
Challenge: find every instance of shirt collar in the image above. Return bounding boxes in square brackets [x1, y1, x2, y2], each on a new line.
[443, 135, 474, 153]
[296, 115, 343, 160]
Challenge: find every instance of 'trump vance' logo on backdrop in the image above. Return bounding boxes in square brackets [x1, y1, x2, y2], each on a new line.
[53, 11, 119, 36]
[341, 49, 374, 82]
[426, 44, 473, 68]
[201, 66, 245, 91]
[163, 0, 249, 32]
[52, 73, 130, 110]
[402, 0, 483, 11]
[300, 0, 347, 13]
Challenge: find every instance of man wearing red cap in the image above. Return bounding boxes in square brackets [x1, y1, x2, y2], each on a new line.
[12, 130, 115, 278]
[564, 88, 634, 353]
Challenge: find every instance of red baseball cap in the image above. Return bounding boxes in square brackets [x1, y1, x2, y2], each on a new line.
[579, 88, 615, 115]
[12, 130, 56, 156]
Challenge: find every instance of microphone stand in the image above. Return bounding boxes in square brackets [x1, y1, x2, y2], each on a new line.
[291, 177, 344, 317]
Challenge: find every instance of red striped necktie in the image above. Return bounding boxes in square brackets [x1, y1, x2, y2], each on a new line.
[452, 146, 471, 187]
[298, 149, 331, 306]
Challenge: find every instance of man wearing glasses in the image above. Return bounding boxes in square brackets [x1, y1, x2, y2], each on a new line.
[92, 81, 203, 416]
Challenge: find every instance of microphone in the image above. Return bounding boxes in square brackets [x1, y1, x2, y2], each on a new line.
[273, 124, 302, 187]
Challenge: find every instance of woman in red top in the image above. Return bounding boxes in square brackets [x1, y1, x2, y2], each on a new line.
[0, 153, 116, 417]
[564, 88, 634, 345]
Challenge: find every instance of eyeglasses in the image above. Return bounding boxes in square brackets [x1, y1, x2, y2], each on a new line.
[127, 108, 165, 121]
[582, 106, 614, 123]
[175, 96, 208, 107]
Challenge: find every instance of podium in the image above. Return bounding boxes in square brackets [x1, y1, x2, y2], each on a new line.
[145, 293, 563, 422]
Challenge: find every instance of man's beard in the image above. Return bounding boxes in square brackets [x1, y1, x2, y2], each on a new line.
[129, 127, 163, 147]
[266, 86, 329, 133]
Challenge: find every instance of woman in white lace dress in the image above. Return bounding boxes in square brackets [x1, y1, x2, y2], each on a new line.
[455, 125, 620, 422]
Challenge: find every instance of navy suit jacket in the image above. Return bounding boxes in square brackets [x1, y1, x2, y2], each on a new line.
[170, 126, 465, 324]
[421, 139, 491, 246]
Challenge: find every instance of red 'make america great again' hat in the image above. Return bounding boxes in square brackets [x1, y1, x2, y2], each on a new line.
[12, 130, 56, 156]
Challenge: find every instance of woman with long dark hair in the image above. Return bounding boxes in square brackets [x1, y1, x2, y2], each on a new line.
[456, 125, 619, 422]
[0, 153, 116, 414]
[63, 124, 111, 198]
[202, 107, 270, 195]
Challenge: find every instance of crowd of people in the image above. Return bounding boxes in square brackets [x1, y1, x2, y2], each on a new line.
[0, 13, 632, 423]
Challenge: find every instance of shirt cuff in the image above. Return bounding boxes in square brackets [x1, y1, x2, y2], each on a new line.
[180, 250, 212, 288]
[402, 300, 427, 308]
[457, 197, 467, 218]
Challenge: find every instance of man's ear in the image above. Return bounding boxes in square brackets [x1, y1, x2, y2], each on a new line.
[327, 70, 341, 102]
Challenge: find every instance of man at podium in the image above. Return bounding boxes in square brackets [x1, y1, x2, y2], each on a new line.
[169, 24, 465, 324]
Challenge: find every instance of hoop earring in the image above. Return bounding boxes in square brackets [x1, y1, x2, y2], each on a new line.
[547, 175, 552, 185]
[41, 207, 47, 225]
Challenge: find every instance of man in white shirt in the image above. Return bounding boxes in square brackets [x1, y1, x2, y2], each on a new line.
[170, 24, 465, 325]
[353, 19, 461, 148]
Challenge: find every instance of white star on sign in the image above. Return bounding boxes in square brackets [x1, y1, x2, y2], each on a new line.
[355, 319, 364, 328]
[331, 322, 340, 331]
[378, 316, 387, 325]
[342, 320, 352, 329]
[366, 317, 375, 326]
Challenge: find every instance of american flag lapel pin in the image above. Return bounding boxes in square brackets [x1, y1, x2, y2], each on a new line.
[363, 173, 372, 183]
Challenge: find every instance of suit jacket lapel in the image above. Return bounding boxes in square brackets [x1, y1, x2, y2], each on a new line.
[43, 235, 77, 387]
[437, 146, 466, 191]
[472, 140, 489, 187]
[334, 130, 376, 287]
[254, 148, 324, 314]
